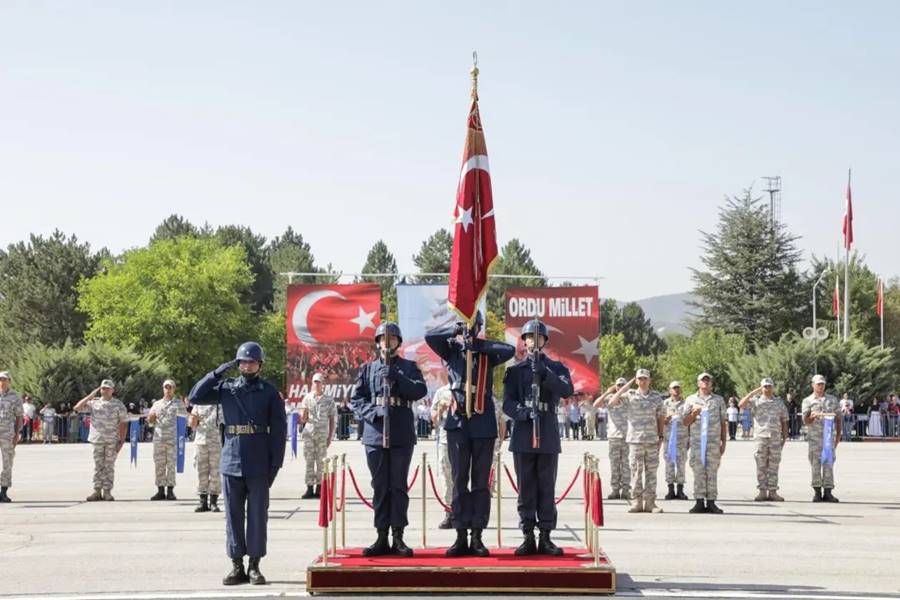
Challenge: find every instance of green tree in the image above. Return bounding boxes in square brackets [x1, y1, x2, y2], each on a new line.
[360, 240, 398, 321]
[267, 226, 328, 311]
[487, 239, 545, 316]
[215, 225, 273, 313]
[807, 252, 881, 348]
[150, 214, 204, 243]
[412, 228, 453, 283]
[0, 231, 104, 361]
[77, 237, 254, 389]
[690, 190, 806, 346]
[599, 333, 639, 390]
[658, 328, 747, 398]
[600, 300, 666, 356]
[256, 310, 287, 392]
[10, 340, 170, 406]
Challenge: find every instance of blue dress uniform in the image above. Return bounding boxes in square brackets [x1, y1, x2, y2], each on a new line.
[189, 343, 286, 584]
[425, 320, 514, 556]
[503, 321, 573, 556]
[351, 323, 427, 557]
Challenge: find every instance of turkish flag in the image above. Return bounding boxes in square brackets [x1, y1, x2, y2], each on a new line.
[833, 277, 840, 318]
[448, 87, 498, 324]
[843, 170, 854, 250]
[286, 284, 381, 347]
[877, 278, 884, 318]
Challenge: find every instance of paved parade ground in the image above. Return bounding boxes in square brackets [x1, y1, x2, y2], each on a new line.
[1, 439, 899, 599]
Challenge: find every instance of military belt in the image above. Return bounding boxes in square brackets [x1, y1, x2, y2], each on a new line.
[525, 400, 549, 411]
[224, 424, 268, 435]
[375, 397, 405, 407]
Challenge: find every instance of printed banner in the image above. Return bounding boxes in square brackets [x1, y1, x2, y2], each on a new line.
[396, 283, 486, 399]
[286, 283, 382, 402]
[504, 286, 599, 397]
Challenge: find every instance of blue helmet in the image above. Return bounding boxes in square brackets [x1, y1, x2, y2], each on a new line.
[235, 341, 265, 362]
[520, 319, 549, 342]
[374, 322, 402, 345]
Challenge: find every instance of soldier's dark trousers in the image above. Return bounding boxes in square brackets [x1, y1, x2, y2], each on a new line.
[447, 431, 493, 529]
[223, 474, 269, 559]
[365, 445, 413, 529]
[513, 452, 558, 530]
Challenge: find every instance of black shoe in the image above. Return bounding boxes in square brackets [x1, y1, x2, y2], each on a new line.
[706, 500, 724, 514]
[514, 529, 537, 556]
[823, 488, 840, 503]
[445, 529, 469, 557]
[195, 494, 210, 513]
[247, 557, 266, 585]
[664, 484, 676, 500]
[313, 485, 321, 498]
[676, 484, 688, 500]
[166, 487, 176, 501]
[470, 529, 489, 557]
[391, 526, 414, 557]
[438, 513, 453, 529]
[210, 494, 221, 512]
[689, 499, 707, 513]
[0, 487, 10, 503]
[150, 487, 166, 501]
[301, 485, 316, 499]
[362, 529, 391, 557]
[812, 487, 823, 502]
[223, 558, 248, 585]
[538, 530, 563, 556]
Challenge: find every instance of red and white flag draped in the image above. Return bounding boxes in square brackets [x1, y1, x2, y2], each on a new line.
[876, 278, 884, 319]
[843, 170, 854, 250]
[448, 76, 498, 324]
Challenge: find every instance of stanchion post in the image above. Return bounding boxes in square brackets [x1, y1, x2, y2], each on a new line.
[322, 459, 330, 566]
[330, 456, 338, 554]
[495, 450, 502, 548]
[421, 451, 428, 548]
[583, 452, 590, 552]
[592, 455, 600, 567]
[340, 453, 347, 549]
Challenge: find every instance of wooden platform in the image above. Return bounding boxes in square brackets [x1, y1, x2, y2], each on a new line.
[306, 546, 616, 594]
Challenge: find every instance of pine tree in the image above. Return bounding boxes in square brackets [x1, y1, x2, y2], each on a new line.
[487, 239, 545, 316]
[412, 228, 453, 283]
[360, 240, 398, 320]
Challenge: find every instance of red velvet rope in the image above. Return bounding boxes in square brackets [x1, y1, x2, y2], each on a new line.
[328, 471, 336, 521]
[583, 468, 591, 514]
[591, 476, 604, 526]
[345, 464, 375, 510]
[554, 466, 582, 505]
[503, 464, 520, 493]
[406, 465, 420, 492]
[426, 465, 453, 512]
[334, 467, 347, 513]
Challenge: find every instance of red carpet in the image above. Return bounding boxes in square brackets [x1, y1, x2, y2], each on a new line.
[307, 546, 616, 594]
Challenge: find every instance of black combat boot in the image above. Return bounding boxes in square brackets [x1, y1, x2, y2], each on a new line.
[706, 500, 724, 514]
[247, 557, 266, 585]
[538, 530, 563, 556]
[689, 499, 707, 513]
[445, 529, 469, 557]
[86, 489, 102, 502]
[223, 558, 248, 585]
[664, 484, 676, 500]
[438, 512, 453, 529]
[676, 484, 688, 500]
[0, 487, 10, 503]
[362, 528, 391, 557]
[150, 486, 166, 501]
[823, 488, 840, 503]
[301, 485, 316, 499]
[812, 487, 823, 502]
[209, 494, 221, 512]
[514, 528, 537, 556]
[313, 485, 321, 498]
[165, 486, 176, 500]
[195, 494, 209, 513]
[391, 526, 414, 557]
[470, 528, 489, 557]
[606, 489, 620, 500]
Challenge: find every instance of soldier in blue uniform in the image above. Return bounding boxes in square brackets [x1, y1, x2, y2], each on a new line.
[351, 322, 427, 557]
[425, 311, 514, 557]
[189, 341, 286, 586]
[503, 319, 573, 556]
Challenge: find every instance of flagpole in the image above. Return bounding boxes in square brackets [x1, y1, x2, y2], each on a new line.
[843, 168, 851, 342]
[879, 278, 885, 349]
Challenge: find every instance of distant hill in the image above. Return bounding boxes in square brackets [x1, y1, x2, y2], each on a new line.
[631, 292, 695, 336]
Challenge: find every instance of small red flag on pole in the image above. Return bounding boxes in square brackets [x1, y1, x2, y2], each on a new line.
[842, 171, 854, 250]
[876, 278, 884, 318]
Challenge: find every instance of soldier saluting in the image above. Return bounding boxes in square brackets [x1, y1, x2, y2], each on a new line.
[189, 342, 286, 586]
[351, 322, 427, 557]
[503, 319, 573, 556]
[425, 311, 515, 557]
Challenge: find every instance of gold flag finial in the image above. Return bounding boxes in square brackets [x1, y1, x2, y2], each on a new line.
[470, 51, 479, 100]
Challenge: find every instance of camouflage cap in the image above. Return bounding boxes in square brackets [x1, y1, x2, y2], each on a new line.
[0, 371, 10, 380]
[100, 379, 115, 389]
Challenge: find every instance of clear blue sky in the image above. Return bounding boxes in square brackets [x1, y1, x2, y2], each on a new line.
[2, 1, 898, 301]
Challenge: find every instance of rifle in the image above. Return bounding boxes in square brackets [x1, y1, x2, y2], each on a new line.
[531, 347, 542, 449]
[381, 347, 391, 449]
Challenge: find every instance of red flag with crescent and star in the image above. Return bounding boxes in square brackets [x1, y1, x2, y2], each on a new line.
[285, 283, 381, 401]
[448, 72, 498, 324]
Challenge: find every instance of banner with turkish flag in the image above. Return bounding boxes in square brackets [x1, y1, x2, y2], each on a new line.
[504, 286, 600, 397]
[448, 86, 498, 324]
[285, 284, 381, 401]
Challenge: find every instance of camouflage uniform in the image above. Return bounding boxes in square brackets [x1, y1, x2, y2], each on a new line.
[192, 404, 222, 495]
[606, 401, 631, 496]
[301, 392, 336, 487]
[662, 397, 688, 485]
[149, 398, 188, 487]
[801, 394, 840, 489]
[0, 389, 23, 489]
[682, 393, 725, 500]
[750, 396, 788, 492]
[619, 390, 664, 506]
[431, 386, 454, 507]
[86, 398, 128, 493]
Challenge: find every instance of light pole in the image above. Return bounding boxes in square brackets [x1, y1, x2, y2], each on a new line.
[804, 270, 830, 374]
[812, 270, 828, 332]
